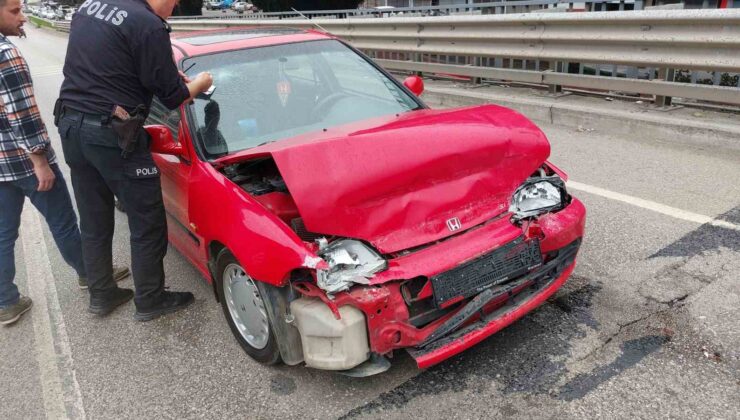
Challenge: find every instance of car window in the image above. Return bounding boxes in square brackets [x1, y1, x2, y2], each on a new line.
[146, 97, 181, 142]
[183, 40, 421, 159]
[281, 54, 319, 89]
[319, 48, 409, 105]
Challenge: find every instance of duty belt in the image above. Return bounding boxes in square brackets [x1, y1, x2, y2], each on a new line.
[61, 108, 110, 126]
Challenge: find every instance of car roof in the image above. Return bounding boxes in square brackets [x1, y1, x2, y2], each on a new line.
[171, 27, 335, 57]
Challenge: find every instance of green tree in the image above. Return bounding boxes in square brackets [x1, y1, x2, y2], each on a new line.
[173, 0, 204, 16]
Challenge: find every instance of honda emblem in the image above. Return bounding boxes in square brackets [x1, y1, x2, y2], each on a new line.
[446, 217, 462, 232]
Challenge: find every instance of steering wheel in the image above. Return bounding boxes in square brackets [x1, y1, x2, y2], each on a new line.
[311, 92, 348, 121]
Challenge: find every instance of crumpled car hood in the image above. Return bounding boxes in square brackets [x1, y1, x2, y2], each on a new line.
[219, 105, 550, 254]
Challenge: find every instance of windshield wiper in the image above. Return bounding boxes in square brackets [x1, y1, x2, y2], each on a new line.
[256, 139, 276, 147]
[182, 62, 196, 74]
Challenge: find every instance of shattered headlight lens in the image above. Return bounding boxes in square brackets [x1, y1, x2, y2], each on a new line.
[316, 239, 387, 294]
[509, 178, 566, 220]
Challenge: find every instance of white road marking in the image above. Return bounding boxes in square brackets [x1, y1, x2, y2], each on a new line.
[568, 181, 740, 232]
[20, 204, 86, 420]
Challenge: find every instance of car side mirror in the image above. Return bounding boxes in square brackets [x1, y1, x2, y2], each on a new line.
[146, 125, 186, 158]
[403, 75, 424, 96]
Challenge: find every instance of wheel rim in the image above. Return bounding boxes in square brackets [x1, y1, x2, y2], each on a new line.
[222, 263, 270, 349]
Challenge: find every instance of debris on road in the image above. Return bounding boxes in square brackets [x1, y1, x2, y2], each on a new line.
[700, 346, 722, 362]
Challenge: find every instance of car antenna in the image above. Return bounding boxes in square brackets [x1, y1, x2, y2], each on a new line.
[290, 8, 328, 33]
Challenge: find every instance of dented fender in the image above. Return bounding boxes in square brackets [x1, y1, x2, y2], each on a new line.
[188, 163, 322, 285]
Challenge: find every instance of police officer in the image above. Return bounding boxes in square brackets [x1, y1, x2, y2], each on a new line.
[57, 0, 212, 320]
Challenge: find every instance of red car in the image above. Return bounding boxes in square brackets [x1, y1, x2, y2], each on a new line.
[145, 27, 586, 375]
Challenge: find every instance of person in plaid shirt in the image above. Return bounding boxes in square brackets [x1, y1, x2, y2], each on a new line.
[0, 0, 129, 325]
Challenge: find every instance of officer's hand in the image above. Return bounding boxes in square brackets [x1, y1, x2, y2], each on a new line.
[194, 72, 213, 92]
[178, 70, 191, 83]
[185, 72, 214, 103]
[33, 162, 56, 192]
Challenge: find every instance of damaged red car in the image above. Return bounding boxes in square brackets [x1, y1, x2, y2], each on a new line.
[145, 27, 586, 375]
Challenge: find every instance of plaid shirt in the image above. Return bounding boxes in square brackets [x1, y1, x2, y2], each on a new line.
[0, 35, 56, 182]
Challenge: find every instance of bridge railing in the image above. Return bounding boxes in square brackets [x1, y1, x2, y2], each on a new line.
[168, 9, 740, 107]
[54, 20, 71, 33]
[171, 0, 646, 21]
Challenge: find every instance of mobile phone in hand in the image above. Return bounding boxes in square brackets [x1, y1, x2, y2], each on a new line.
[196, 85, 216, 100]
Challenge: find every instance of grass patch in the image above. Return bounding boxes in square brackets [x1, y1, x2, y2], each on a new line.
[28, 15, 54, 29]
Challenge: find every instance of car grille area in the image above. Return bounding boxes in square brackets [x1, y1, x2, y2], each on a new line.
[430, 236, 542, 307]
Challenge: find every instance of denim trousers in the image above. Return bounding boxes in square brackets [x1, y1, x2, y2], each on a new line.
[58, 111, 167, 308]
[0, 164, 85, 308]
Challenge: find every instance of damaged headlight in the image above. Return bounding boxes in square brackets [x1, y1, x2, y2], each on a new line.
[316, 239, 387, 294]
[509, 175, 567, 221]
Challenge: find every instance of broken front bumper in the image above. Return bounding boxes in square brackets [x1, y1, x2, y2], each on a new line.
[293, 198, 586, 370]
[407, 238, 580, 368]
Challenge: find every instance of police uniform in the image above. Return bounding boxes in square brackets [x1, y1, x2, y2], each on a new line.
[57, 0, 189, 310]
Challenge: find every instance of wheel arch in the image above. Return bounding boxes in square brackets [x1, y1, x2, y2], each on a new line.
[212, 246, 305, 365]
[207, 240, 227, 302]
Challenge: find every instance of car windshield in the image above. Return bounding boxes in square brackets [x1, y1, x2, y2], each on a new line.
[182, 40, 421, 159]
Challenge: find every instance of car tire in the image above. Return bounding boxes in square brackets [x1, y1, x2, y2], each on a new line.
[216, 249, 281, 365]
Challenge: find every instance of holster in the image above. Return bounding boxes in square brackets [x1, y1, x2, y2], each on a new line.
[53, 98, 63, 127]
[110, 104, 147, 159]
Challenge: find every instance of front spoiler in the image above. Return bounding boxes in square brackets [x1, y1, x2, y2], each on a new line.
[407, 239, 580, 369]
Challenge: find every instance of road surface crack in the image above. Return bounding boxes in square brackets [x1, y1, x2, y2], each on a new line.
[575, 307, 672, 363]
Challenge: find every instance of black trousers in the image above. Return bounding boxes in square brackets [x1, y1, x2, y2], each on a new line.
[58, 110, 167, 308]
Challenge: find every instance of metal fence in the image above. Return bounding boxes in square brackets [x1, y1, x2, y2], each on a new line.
[168, 9, 740, 107]
[54, 20, 71, 32]
[172, 0, 646, 21]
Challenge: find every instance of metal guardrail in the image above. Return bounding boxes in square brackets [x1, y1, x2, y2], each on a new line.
[168, 9, 740, 106]
[172, 0, 644, 21]
[54, 20, 71, 32]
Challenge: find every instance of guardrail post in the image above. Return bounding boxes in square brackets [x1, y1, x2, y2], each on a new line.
[712, 71, 721, 86]
[472, 56, 482, 85]
[548, 61, 563, 94]
[654, 68, 675, 107]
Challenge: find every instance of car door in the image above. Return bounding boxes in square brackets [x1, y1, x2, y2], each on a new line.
[147, 98, 202, 265]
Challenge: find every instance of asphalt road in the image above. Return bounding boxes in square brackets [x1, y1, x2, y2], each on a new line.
[1, 25, 738, 420]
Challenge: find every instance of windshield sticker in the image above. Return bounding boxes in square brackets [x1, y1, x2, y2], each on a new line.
[277, 81, 291, 107]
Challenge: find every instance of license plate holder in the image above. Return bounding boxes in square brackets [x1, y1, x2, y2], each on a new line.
[431, 236, 542, 307]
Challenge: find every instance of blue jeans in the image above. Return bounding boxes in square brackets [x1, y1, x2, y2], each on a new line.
[0, 164, 86, 308]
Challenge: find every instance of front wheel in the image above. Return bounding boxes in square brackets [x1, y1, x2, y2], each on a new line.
[216, 249, 281, 365]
